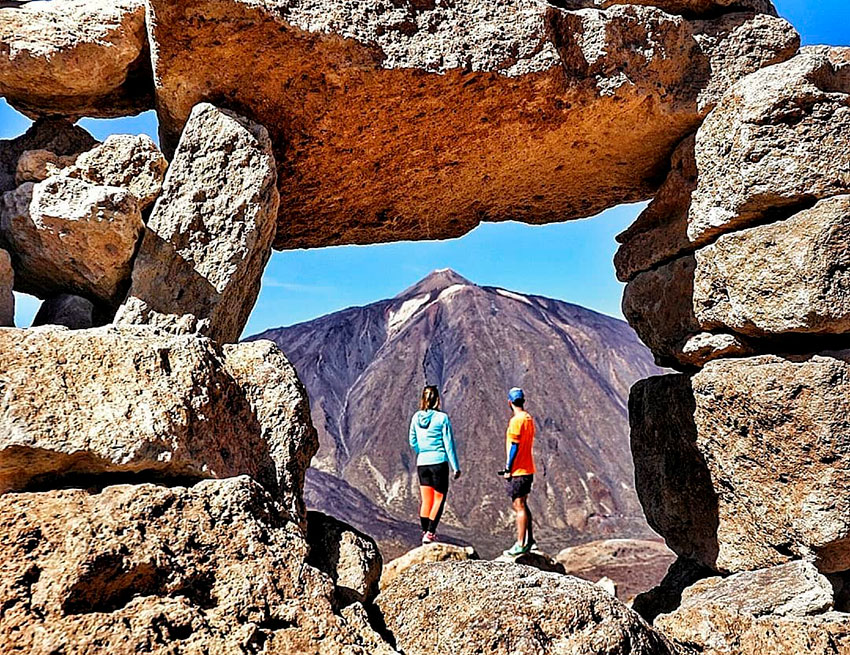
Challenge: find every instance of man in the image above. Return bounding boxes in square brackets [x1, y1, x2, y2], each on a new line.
[502, 387, 536, 557]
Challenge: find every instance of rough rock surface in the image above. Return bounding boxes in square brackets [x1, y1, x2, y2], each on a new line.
[0, 118, 97, 195]
[557, 1, 777, 16]
[0, 327, 314, 512]
[689, 46, 850, 245]
[378, 561, 676, 655]
[0, 477, 399, 655]
[494, 550, 567, 574]
[146, 0, 797, 248]
[615, 135, 697, 282]
[0, 247, 12, 326]
[0, 177, 142, 305]
[65, 134, 168, 210]
[632, 557, 714, 622]
[556, 539, 676, 602]
[306, 511, 382, 608]
[116, 104, 278, 343]
[694, 195, 850, 337]
[0, 0, 153, 118]
[656, 561, 850, 655]
[32, 294, 98, 330]
[380, 543, 479, 590]
[632, 354, 850, 574]
[15, 149, 81, 185]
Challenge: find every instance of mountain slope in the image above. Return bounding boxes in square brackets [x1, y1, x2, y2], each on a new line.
[250, 269, 664, 557]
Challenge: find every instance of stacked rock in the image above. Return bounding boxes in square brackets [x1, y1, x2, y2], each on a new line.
[618, 46, 850, 653]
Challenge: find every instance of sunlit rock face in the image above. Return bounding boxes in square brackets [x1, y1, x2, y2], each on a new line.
[145, 0, 797, 249]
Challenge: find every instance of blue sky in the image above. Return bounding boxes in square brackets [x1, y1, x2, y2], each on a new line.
[2, 0, 848, 334]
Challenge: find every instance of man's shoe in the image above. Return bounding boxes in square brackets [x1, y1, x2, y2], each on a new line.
[503, 541, 530, 558]
[422, 531, 437, 545]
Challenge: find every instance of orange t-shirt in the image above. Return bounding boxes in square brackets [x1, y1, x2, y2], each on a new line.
[506, 410, 536, 476]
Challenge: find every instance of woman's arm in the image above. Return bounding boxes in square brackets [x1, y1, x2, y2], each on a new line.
[409, 414, 419, 454]
[443, 416, 461, 475]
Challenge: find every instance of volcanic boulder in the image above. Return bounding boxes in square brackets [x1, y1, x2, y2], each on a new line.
[555, 0, 777, 16]
[116, 103, 278, 344]
[0, 247, 12, 326]
[377, 561, 677, 655]
[146, 0, 796, 249]
[655, 561, 850, 655]
[0, 327, 316, 515]
[32, 294, 98, 330]
[0, 0, 153, 118]
[631, 353, 850, 574]
[380, 543, 479, 590]
[0, 477, 399, 655]
[0, 177, 143, 305]
[15, 149, 82, 185]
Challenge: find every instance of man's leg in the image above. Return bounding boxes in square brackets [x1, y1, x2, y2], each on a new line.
[512, 496, 529, 547]
[525, 502, 534, 547]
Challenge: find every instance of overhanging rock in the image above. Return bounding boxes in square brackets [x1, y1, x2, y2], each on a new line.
[145, 0, 798, 249]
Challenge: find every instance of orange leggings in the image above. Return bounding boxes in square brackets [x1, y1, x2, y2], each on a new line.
[419, 486, 445, 520]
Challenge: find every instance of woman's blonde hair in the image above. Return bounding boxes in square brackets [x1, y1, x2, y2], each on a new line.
[420, 385, 440, 411]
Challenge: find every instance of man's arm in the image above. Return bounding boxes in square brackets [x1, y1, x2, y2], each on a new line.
[505, 418, 521, 476]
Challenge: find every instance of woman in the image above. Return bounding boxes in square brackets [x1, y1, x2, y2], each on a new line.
[409, 385, 461, 544]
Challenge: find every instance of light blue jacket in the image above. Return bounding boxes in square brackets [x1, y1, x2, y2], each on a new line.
[409, 410, 460, 472]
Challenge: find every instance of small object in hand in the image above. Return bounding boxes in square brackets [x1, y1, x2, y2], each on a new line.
[497, 469, 508, 476]
[454, 470, 462, 480]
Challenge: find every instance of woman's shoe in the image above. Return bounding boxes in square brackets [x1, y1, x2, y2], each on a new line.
[422, 531, 437, 544]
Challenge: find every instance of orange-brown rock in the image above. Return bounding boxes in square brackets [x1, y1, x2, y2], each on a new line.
[15, 149, 81, 185]
[0, 327, 316, 516]
[146, 0, 797, 249]
[656, 561, 850, 655]
[0, 247, 12, 326]
[631, 353, 850, 574]
[377, 561, 677, 655]
[0, 0, 153, 118]
[0, 477, 398, 655]
[556, 539, 676, 602]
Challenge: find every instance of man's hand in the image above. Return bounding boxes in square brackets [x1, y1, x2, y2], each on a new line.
[503, 471, 511, 479]
[454, 470, 462, 480]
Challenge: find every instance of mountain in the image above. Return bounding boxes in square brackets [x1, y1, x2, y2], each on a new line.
[249, 269, 664, 558]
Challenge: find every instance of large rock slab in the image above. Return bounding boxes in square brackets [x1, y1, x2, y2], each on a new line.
[0, 118, 97, 195]
[689, 46, 850, 245]
[64, 134, 168, 211]
[377, 561, 677, 655]
[0, 477, 398, 654]
[0, 177, 143, 305]
[116, 104, 278, 343]
[656, 561, 850, 655]
[15, 149, 82, 185]
[694, 195, 850, 337]
[0, 247, 12, 326]
[631, 353, 850, 574]
[306, 511, 382, 608]
[556, 539, 676, 602]
[146, 0, 797, 248]
[0, 327, 316, 515]
[32, 293, 98, 330]
[0, 0, 153, 118]
[380, 543, 479, 590]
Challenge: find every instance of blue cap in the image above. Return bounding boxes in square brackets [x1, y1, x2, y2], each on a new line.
[508, 387, 524, 403]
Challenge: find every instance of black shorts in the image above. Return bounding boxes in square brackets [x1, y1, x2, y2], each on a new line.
[506, 474, 533, 500]
[418, 462, 450, 494]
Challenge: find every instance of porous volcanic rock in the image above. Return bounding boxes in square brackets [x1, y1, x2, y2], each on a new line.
[32, 293, 98, 330]
[631, 353, 850, 574]
[220, 339, 317, 521]
[146, 0, 797, 248]
[494, 550, 567, 574]
[0, 0, 153, 118]
[0, 247, 12, 326]
[694, 195, 850, 337]
[377, 561, 677, 655]
[556, 539, 676, 602]
[556, 1, 777, 16]
[0, 327, 315, 512]
[655, 561, 850, 655]
[0, 177, 142, 305]
[689, 46, 850, 244]
[116, 104, 278, 343]
[15, 149, 81, 185]
[380, 543, 479, 590]
[65, 134, 168, 210]
[632, 557, 715, 622]
[0, 118, 97, 195]
[0, 477, 399, 655]
[306, 511, 382, 608]
[615, 135, 697, 282]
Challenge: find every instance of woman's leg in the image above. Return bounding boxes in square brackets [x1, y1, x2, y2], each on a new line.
[420, 485, 435, 530]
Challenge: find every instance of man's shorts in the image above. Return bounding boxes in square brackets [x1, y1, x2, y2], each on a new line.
[418, 462, 450, 494]
[506, 474, 534, 500]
